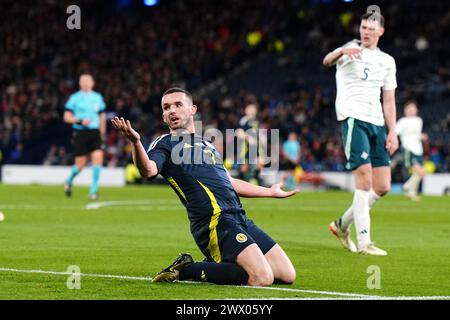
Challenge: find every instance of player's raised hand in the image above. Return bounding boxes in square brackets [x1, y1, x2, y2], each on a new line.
[342, 47, 362, 60]
[385, 130, 399, 155]
[111, 117, 140, 143]
[270, 183, 300, 198]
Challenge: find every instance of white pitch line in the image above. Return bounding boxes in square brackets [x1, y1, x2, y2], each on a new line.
[0, 267, 152, 281]
[178, 280, 378, 298]
[1, 267, 449, 300]
[83, 201, 450, 213]
[227, 296, 450, 300]
[85, 200, 157, 210]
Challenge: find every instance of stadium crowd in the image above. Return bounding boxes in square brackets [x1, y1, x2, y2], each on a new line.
[1, 0, 449, 176]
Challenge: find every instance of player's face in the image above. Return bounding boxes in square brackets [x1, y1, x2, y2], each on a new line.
[245, 104, 257, 119]
[404, 104, 418, 117]
[288, 132, 297, 140]
[161, 92, 197, 131]
[79, 75, 95, 91]
[360, 19, 384, 48]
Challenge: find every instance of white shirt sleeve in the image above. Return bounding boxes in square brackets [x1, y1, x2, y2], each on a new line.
[383, 56, 397, 90]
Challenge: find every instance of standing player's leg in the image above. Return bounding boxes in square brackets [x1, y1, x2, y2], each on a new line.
[332, 187, 380, 238]
[354, 124, 392, 255]
[65, 155, 87, 197]
[403, 161, 425, 201]
[330, 118, 372, 253]
[351, 163, 373, 249]
[341, 164, 386, 255]
[89, 149, 103, 200]
[372, 166, 391, 197]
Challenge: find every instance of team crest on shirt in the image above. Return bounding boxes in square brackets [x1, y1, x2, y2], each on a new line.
[236, 233, 248, 243]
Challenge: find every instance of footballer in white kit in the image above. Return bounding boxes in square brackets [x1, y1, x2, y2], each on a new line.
[396, 101, 425, 200]
[323, 11, 399, 256]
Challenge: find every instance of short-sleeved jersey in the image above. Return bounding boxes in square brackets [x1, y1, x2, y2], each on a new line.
[396, 116, 423, 155]
[333, 40, 397, 126]
[283, 140, 301, 162]
[65, 90, 106, 130]
[147, 133, 243, 233]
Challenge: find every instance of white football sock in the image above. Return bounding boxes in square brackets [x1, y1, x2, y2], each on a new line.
[352, 189, 371, 246]
[404, 172, 420, 190]
[339, 189, 379, 231]
[409, 173, 422, 194]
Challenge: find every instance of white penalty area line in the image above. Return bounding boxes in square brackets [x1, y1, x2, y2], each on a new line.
[1, 267, 449, 300]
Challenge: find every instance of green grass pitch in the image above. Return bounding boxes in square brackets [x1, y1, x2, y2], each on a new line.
[0, 184, 449, 299]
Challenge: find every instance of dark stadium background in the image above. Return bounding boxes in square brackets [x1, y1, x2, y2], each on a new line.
[0, 0, 448, 183]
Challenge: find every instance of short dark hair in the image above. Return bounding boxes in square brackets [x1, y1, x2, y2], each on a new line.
[80, 73, 94, 79]
[404, 100, 418, 108]
[361, 12, 385, 28]
[162, 87, 193, 103]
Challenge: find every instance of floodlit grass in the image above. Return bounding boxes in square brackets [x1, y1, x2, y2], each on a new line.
[0, 185, 449, 299]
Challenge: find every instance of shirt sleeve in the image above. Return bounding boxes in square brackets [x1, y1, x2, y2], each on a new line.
[65, 95, 76, 111]
[99, 94, 106, 113]
[147, 139, 169, 175]
[383, 57, 397, 91]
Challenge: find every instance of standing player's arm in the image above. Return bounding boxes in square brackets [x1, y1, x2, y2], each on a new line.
[323, 47, 362, 67]
[225, 169, 299, 198]
[111, 117, 158, 178]
[383, 89, 399, 155]
[421, 132, 428, 142]
[63, 110, 91, 126]
[99, 112, 106, 137]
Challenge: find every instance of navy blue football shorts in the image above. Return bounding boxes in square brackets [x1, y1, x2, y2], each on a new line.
[193, 210, 277, 263]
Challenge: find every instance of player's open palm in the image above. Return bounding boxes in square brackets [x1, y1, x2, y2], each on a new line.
[111, 117, 140, 143]
[270, 183, 299, 198]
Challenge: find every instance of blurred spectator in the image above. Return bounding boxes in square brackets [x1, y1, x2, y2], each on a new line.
[281, 132, 301, 190]
[0, 0, 448, 177]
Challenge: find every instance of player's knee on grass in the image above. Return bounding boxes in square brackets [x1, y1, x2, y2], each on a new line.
[236, 248, 274, 286]
[247, 268, 274, 287]
[275, 265, 296, 284]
